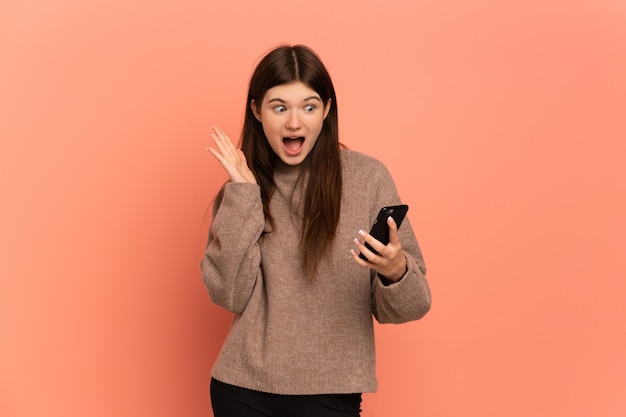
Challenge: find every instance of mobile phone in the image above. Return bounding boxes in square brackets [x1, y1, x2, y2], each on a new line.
[358, 204, 409, 260]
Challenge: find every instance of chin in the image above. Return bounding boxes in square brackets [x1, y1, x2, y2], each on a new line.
[281, 156, 305, 166]
[278, 149, 312, 166]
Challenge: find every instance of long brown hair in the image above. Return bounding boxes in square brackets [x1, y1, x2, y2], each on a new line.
[240, 45, 342, 278]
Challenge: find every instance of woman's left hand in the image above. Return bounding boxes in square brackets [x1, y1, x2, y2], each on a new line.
[350, 216, 408, 283]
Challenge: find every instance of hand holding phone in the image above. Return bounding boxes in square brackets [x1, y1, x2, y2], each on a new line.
[358, 204, 409, 261]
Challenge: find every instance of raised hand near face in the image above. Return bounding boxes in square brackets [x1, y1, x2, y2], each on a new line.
[207, 125, 257, 184]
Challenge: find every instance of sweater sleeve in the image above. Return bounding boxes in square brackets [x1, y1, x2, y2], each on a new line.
[200, 182, 265, 314]
[367, 160, 432, 324]
[371, 228, 432, 324]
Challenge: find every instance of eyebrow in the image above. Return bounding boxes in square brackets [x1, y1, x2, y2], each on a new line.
[267, 96, 322, 104]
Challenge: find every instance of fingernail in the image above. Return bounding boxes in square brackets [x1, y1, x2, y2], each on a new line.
[353, 238, 360, 245]
[358, 230, 366, 237]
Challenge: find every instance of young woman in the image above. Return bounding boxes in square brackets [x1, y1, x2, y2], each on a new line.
[201, 45, 431, 417]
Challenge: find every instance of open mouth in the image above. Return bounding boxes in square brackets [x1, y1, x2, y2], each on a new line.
[282, 137, 305, 155]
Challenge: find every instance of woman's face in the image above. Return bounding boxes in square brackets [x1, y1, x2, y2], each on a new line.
[252, 82, 331, 165]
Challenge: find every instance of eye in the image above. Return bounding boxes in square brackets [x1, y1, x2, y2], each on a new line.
[273, 105, 287, 113]
[304, 105, 317, 113]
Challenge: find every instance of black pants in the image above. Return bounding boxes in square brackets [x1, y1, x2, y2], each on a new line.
[210, 378, 362, 417]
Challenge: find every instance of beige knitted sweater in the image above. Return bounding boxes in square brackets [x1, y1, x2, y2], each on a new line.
[201, 149, 431, 395]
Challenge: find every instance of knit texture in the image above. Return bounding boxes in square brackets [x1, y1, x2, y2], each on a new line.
[201, 150, 431, 395]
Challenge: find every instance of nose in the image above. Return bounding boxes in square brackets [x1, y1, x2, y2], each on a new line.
[285, 110, 302, 130]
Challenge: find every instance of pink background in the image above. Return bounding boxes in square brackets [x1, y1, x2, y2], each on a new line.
[1, 1, 625, 416]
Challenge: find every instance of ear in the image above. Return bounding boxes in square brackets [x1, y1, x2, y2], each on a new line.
[251, 100, 262, 122]
[323, 98, 332, 120]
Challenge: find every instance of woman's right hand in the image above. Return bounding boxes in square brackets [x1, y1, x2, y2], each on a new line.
[207, 125, 257, 184]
